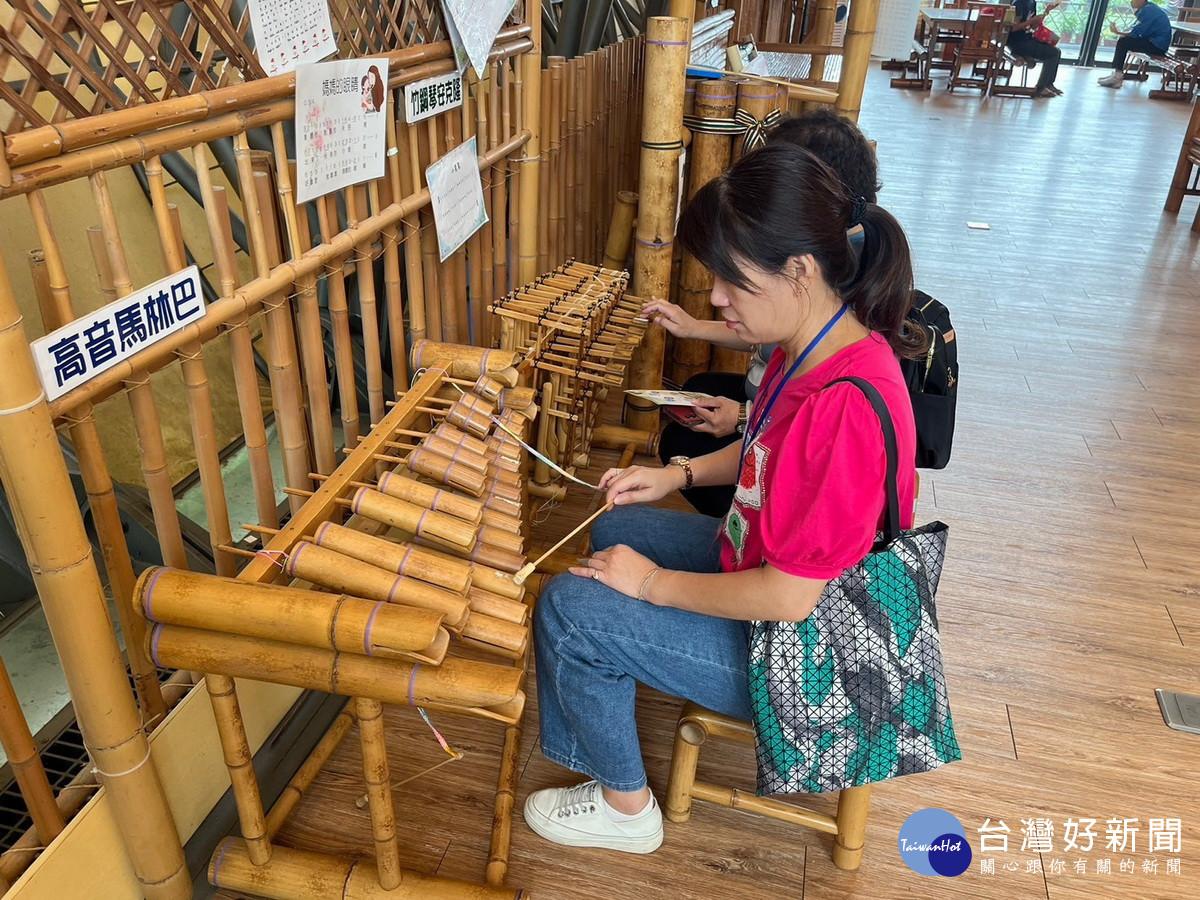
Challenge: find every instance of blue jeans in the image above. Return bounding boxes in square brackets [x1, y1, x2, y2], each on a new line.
[533, 505, 753, 792]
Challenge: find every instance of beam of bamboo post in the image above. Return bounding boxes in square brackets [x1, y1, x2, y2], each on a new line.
[507, 58, 522, 293]
[244, 162, 313, 515]
[601, 190, 639, 270]
[0, 655, 64, 844]
[28, 197, 168, 724]
[393, 114, 428, 351]
[835, 0, 881, 122]
[345, 185, 386, 425]
[625, 16, 690, 432]
[93, 170, 241, 577]
[674, 77, 737, 383]
[264, 709, 355, 839]
[569, 60, 585, 259]
[474, 71, 496, 348]
[374, 100, 409, 390]
[0, 252, 190, 899]
[419, 119, 446, 343]
[275, 130, 338, 474]
[356, 697, 401, 889]
[490, 60, 509, 299]
[517, 5, 543, 285]
[548, 57, 567, 266]
[806, 0, 838, 80]
[206, 673, 274, 865]
[462, 78, 487, 346]
[444, 114, 470, 345]
[192, 150, 283, 517]
[537, 63, 552, 275]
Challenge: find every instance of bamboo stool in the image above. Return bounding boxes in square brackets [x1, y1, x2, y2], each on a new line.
[666, 702, 871, 870]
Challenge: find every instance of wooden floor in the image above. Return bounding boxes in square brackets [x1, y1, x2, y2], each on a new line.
[240, 66, 1200, 898]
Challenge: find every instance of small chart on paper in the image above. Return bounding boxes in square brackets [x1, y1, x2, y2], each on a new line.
[427, 137, 488, 261]
[247, 0, 336, 77]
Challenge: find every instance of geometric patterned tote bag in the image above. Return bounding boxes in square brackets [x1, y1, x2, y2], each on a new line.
[748, 377, 961, 795]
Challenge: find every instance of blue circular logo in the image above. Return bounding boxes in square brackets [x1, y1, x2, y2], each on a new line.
[897, 808, 972, 877]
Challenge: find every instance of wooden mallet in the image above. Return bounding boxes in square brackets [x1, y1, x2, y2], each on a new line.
[513, 502, 615, 586]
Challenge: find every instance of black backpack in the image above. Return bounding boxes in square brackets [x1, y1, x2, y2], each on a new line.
[900, 290, 957, 469]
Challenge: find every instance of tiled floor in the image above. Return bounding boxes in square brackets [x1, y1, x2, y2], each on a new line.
[247, 63, 1200, 898]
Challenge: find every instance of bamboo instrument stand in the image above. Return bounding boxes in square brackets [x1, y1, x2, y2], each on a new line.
[130, 355, 534, 897]
[490, 261, 651, 492]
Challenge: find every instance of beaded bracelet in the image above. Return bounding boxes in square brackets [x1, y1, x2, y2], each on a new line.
[638, 566, 661, 602]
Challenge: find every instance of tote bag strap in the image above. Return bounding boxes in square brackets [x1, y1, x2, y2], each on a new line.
[825, 376, 901, 544]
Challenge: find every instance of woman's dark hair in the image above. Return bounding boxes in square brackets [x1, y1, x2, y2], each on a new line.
[678, 143, 924, 359]
[369, 65, 385, 111]
[765, 109, 881, 205]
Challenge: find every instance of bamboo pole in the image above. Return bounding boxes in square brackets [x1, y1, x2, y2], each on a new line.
[0, 656, 64, 844]
[210, 839, 522, 899]
[192, 151, 283, 518]
[374, 95, 409, 390]
[346, 185, 387, 425]
[835, 0, 881, 122]
[625, 16, 690, 432]
[444, 112, 470, 344]
[264, 709, 355, 839]
[0, 250, 189, 897]
[147, 625, 523, 710]
[136, 567, 445, 656]
[537, 63, 553, 275]
[674, 77, 737, 383]
[807, 0, 838, 80]
[490, 60, 510, 298]
[356, 697, 401, 889]
[518, 5, 542, 285]
[244, 163, 313, 513]
[548, 57, 567, 266]
[601, 190, 639, 270]
[28, 213, 167, 723]
[475, 71, 497, 347]
[419, 118, 446, 342]
[395, 114, 429, 347]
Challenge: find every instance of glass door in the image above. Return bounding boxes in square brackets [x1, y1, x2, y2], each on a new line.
[1046, 0, 1187, 66]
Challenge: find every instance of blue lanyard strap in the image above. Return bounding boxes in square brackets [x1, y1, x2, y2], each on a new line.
[741, 303, 849, 458]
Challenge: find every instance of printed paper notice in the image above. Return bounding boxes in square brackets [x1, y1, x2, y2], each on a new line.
[247, 0, 336, 77]
[441, 0, 517, 77]
[296, 58, 389, 204]
[32, 267, 206, 402]
[426, 137, 488, 262]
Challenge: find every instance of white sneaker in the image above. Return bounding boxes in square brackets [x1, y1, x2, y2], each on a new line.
[523, 781, 664, 853]
[1098, 73, 1124, 88]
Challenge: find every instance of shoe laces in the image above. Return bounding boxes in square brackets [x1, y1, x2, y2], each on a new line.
[553, 781, 600, 819]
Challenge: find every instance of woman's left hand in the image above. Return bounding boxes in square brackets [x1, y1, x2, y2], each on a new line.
[569, 545, 661, 602]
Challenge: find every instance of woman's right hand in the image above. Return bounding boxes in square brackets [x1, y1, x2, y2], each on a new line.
[598, 464, 685, 506]
[641, 297, 697, 339]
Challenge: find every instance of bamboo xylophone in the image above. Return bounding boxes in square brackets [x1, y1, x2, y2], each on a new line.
[132, 347, 535, 899]
[489, 260, 649, 496]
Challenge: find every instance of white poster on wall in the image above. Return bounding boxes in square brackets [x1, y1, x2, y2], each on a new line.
[32, 267, 206, 402]
[296, 58, 389, 204]
[247, 0, 337, 77]
[440, 0, 517, 77]
[426, 136, 488, 261]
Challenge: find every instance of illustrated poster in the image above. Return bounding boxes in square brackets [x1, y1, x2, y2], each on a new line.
[247, 0, 336, 77]
[296, 58, 389, 204]
[426, 137, 488, 262]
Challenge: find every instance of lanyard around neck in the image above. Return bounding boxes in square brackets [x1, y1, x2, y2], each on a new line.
[741, 303, 849, 459]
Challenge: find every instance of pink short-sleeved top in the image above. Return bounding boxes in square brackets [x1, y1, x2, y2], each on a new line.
[719, 332, 917, 581]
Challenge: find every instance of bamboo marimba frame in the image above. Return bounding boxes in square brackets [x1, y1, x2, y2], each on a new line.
[134, 357, 535, 898]
[490, 260, 649, 495]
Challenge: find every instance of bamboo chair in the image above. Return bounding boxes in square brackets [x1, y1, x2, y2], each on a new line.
[947, 12, 1005, 93]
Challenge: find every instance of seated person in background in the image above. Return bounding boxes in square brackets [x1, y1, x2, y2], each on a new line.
[1098, 0, 1174, 88]
[649, 109, 881, 518]
[1006, 0, 1065, 98]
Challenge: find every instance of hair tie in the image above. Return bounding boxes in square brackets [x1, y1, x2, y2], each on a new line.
[849, 196, 868, 228]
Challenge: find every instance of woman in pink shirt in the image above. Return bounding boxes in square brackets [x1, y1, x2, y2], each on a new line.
[524, 143, 924, 854]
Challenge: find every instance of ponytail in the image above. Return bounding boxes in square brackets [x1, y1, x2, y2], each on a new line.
[842, 204, 927, 360]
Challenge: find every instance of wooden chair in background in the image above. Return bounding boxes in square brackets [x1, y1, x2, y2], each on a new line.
[948, 12, 1006, 92]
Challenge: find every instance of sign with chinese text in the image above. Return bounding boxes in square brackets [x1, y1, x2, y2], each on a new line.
[296, 58, 389, 204]
[247, 0, 336, 77]
[426, 136, 488, 262]
[32, 266, 206, 402]
[440, 0, 516, 77]
[404, 71, 464, 124]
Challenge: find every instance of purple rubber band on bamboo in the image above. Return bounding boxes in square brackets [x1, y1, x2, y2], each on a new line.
[315, 520, 332, 543]
[416, 507, 431, 536]
[739, 91, 781, 99]
[407, 665, 419, 706]
[380, 471, 392, 493]
[388, 577, 404, 605]
[397, 546, 414, 576]
[363, 602, 384, 657]
[353, 487, 365, 515]
[646, 39, 689, 45]
[286, 541, 306, 576]
[210, 837, 234, 886]
[635, 236, 673, 247]
[480, 348, 493, 372]
[149, 624, 164, 667]
[142, 566, 168, 621]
